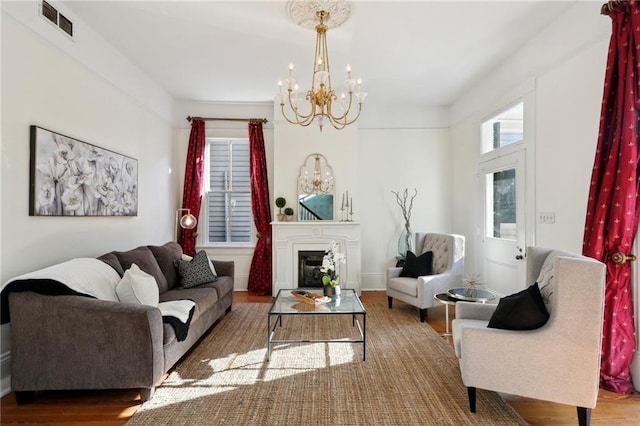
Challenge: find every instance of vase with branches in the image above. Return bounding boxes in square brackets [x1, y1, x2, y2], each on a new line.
[392, 188, 417, 259]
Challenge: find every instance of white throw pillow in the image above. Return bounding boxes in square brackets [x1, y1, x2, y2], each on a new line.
[116, 263, 159, 306]
[181, 253, 217, 276]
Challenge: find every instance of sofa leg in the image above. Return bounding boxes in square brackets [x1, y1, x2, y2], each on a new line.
[14, 391, 36, 405]
[226, 305, 232, 313]
[419, 308, 427, 323]
[387, 296, 393, 309]
[467, 387, 476, 413]
[577, 407, 591, 426]
[140, 387, 155, 402]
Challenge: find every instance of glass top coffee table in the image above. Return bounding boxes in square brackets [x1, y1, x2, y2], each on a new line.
[267, 288, 366, 361]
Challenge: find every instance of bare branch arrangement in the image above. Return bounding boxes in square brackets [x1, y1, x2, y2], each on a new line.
[391, 188, 418, 228]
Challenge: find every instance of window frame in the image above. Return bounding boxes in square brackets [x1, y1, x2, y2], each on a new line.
[200, 137, 255, 248]
[480, 101, 525, 155]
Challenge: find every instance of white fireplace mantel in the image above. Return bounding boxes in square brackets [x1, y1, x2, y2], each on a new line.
[271, 221, 361, 295]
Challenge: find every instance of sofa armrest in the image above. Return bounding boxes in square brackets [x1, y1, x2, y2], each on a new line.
[212, 260, 234, 278]
[9, 292, 164, 392]
[455, 301, 496, 320]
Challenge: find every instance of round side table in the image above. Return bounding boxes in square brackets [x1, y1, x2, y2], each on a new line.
[433, 293, 456, 337]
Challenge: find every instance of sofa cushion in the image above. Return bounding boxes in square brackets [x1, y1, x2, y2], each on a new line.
[116, 263, 160, 307]
[97, 252, 125, 277]
[487, 283, 549, 330]
[387, 277, 418, 297]
[400, 250, 433, 278]
[174, 251, 218, 288]
[160, 283, 219, 319]
[148, 242, 183, 291]
[114, 246, 168, 293]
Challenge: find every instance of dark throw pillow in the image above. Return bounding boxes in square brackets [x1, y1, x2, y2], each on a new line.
[174, 250, 218, 288]
[399, 250, 433, 278]
[487, 283, 550, 330]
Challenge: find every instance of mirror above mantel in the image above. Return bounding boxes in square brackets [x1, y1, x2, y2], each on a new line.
[298, 153, 334, 221]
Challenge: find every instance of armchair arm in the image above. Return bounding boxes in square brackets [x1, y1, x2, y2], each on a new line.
[455, 301, 496, 320]
[387, 267, 402, 279]
[9, 292, 164, 392]
[460, 326, 600, 408]
[417, 270, 462, 303]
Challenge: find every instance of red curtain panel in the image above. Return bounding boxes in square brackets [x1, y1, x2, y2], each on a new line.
[583, 1, 640, 394]
[178, 120, 206, 256]
[247, 121, 273, 295]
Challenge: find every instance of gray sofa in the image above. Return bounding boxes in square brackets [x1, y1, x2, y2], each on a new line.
[4, 242, 233, 403]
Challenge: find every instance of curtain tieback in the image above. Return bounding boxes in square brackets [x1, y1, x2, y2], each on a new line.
[612, 251, 637, 265]
[256, 232, 262, 239]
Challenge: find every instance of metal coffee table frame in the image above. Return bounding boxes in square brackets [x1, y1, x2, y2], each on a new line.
[267, 288, 366, 361]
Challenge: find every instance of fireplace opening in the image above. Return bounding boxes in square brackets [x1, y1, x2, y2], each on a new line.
[298, 250, 326, 287]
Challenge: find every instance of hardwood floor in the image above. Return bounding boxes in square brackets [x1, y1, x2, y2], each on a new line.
[1, 291, 638, 425]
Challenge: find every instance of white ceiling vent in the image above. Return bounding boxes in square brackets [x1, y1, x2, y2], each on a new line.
[41, 1, 73, 38]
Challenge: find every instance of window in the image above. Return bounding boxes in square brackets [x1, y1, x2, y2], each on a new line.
[204, 138, 252, 244]
[485, 168, 516, 240]
[481, 102, 524, 154]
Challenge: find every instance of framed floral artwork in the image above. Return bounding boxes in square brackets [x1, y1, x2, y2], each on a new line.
[29, 126, 138, 216]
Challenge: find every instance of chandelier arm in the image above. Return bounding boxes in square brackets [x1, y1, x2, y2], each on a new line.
[325, 102, 363, 130]
[326, 92, 351, 122]
[280, 103, 315, 127]
[284, 89, 315, 125]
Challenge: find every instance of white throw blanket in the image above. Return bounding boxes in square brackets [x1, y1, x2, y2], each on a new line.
[1, 258, 196, 340]
[2, 258, 121, 301]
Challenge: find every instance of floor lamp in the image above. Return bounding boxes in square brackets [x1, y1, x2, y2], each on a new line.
[175, 208, 197, 242]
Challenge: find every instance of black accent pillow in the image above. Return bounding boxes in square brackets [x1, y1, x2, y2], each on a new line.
[399, 250, 433, 278]
[174, 250, 218, 288]
[488, 283, 549, 330]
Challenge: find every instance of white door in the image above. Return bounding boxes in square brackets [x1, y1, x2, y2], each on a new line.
[478, 149, 527, 295]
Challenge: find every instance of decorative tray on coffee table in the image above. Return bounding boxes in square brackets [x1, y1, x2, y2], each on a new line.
[291, 290, 331, 305]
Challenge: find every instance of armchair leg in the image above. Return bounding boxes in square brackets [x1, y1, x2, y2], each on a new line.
[467, 387, 476, 413]
[387, 296, 393, 309]
[577, 407, 591, 426]
[419, 308, 427, 323]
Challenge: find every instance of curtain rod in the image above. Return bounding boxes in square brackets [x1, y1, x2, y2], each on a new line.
[601, 0, 622, 15]
[186, 116, 268, 123]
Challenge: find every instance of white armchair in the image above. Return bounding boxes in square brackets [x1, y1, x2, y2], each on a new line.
[452, 247, 606, 426]
[386, 232, 465, 322]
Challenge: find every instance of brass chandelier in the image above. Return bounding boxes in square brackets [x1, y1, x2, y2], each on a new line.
[278, 8, 366, 131]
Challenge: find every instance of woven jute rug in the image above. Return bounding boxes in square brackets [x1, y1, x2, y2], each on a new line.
[127, 302, 527, 425]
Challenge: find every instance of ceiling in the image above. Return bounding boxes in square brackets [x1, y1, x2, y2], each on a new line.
[64, 1, 578, 107]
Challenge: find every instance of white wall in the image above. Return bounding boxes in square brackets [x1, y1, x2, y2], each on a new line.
[450, 3, 610, 274]
[1, 6, 175, 395]
[358, 128, 452, 289]
[534, 40, 607, 251]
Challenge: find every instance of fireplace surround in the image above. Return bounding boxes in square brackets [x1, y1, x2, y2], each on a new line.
[272, 221, 361, 295]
